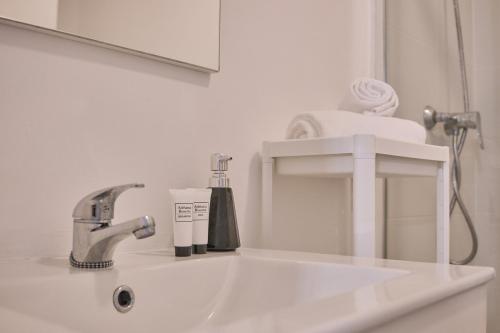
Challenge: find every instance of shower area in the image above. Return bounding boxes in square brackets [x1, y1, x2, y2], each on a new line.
[385, 0, 500, 331]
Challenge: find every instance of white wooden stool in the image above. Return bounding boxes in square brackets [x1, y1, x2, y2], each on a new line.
[262, 135, 449, 263]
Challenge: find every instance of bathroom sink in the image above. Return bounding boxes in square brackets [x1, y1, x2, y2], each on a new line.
[0, 249, 494, 333]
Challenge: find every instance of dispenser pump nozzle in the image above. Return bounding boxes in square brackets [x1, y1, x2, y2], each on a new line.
[211, 153, 232, 171]
[210, 153, 232, 187]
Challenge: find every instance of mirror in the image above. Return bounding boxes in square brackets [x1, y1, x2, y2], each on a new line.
[0, 0, 220, 72]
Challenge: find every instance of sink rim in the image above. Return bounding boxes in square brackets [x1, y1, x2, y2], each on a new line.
[0, 248, 495, 333]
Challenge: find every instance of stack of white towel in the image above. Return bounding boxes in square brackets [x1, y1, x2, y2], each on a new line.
[286, 78, 426, 144]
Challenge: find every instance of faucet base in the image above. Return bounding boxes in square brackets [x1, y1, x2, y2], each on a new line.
[69, 252, 114, 269]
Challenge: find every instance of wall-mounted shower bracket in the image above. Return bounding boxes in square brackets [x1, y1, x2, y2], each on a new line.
[423, 106, 484, 149]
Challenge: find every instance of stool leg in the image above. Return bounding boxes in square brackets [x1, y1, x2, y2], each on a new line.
[353, 156, 376, 257]
[262, 157, 274, 248]
[436, 160, 450, 263]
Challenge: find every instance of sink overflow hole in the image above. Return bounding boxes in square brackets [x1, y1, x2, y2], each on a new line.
[113, 285, 135, 313]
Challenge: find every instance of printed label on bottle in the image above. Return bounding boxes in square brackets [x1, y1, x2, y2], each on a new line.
[175, 203, 193, 222]
[193, 202, 209, 221]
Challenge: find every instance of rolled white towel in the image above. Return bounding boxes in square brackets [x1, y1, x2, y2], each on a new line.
[338, 78, 399, 117]
[286, 110, 426, 144]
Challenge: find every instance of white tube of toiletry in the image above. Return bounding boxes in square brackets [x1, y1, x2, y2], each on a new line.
[189, 188, 212, 254]
[169, 189, 193, 257]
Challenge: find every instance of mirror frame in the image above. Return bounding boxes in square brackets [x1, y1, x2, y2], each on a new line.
[0, 2, 220, 73]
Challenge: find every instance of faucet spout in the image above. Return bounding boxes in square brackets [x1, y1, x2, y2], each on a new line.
[71, 216, 155, 269]
[91, 216, 155, 258]
[93, 215, 155, 243]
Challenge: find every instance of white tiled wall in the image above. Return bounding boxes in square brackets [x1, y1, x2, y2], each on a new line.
[0, 1, 375, 259]
[386, 0, 500, 331]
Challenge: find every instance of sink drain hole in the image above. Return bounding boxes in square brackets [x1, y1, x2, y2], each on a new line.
[113, 285, 135, 313]
[118, 290, 132, 306]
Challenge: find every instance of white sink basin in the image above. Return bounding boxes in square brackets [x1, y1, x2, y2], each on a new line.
[0, 249, 494, 333]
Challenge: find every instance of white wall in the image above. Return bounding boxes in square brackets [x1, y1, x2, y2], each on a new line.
[471, 2, 500, 332]
[0, 0, 375, 259]
[385, 0, 474, 262]
[386, 0, 500, 331]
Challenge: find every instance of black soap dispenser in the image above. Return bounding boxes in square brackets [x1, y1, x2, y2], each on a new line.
[207, 153, 240, 251]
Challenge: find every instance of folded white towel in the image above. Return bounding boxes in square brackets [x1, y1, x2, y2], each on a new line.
[339, 78, 399, 117]
[286, 110, 426, 144]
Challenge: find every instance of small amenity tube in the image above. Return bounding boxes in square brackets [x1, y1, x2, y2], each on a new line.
[169, 189, 193, 257]
[189, 188, 212, 254]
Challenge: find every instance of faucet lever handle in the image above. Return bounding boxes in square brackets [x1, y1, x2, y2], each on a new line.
[72, 183, 145, 222]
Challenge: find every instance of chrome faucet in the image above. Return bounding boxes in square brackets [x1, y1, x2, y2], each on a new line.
[70, 183, 155, 269]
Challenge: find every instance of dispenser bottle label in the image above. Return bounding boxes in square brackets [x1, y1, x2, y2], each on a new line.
[193, 202, 209, 221]
[175, 203, 193, 222]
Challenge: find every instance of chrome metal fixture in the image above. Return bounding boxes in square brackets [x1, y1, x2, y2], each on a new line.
[69, 183, 155, 269]
[113, 285, 135, 313]
[423, 105, 483, 265]
[423, 106, 484, 148]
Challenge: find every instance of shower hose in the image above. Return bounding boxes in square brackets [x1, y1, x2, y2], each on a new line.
[449, 0, 478, 265]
